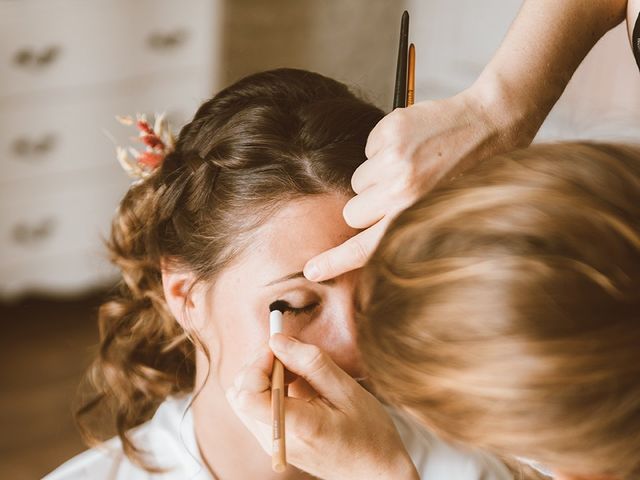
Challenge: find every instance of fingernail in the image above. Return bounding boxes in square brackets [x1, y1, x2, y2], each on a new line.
[304, 263, 320, 281]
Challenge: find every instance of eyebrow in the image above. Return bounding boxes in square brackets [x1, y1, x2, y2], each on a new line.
[265, 271, 336, 287]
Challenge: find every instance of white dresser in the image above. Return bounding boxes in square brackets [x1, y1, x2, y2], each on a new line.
[0, 0, 221, 300]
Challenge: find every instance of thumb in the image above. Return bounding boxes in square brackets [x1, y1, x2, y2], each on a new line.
[269, 334, 356, 406]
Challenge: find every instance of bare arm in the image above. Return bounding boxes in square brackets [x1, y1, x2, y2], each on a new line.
[304, 0, 629, 282]
[477, 0, 628, 147]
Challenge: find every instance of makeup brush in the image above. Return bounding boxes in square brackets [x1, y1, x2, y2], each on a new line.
[393, 10, 410, 109]
[407, 43, 416, 106]
[269, 301, 287, 473]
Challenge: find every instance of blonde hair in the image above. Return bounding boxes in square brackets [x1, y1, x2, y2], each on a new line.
[358, 143, 640, 479]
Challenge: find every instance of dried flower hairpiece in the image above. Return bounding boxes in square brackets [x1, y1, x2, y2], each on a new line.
[115, 113, 176, 180]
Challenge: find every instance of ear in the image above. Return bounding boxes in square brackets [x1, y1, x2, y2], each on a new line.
[161, 259, 200, 331]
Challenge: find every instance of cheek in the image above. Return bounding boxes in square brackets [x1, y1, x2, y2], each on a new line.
[324, 339, 363, 379]
[207, 303, 270, 389]
[300, 314, 363, 378]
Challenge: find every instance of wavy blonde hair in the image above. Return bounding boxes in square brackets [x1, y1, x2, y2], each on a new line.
[76, 68, 384, 469]
[358, 143, 640, 479]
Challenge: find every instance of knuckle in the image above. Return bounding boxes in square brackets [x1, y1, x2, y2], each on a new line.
[377, 119, 398, 142]
[384, 145, 408, 168]
[397, 169, 417, 195]
[395, 150, 427, 196]
[387, 107, 404, 122]
[389, 109, 409, 132]
[294, 414, 324, 440]
[303, 345, 335, 383]
[305, 344, 325, 372]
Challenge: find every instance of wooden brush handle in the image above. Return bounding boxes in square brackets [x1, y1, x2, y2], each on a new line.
[271, 358, 286, 472]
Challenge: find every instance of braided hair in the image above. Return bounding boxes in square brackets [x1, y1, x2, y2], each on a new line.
[76, 68, 384, 469]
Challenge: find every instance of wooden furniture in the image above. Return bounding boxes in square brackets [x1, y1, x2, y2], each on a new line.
[0, 0, 220, 300]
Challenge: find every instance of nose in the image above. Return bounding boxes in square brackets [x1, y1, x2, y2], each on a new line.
[297, 274, 362, 377]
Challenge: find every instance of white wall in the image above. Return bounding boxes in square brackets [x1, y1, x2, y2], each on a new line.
[407, 0, 640, 142]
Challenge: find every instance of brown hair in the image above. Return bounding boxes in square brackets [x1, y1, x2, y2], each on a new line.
[358, 142, 640, 479]
[77, 68, 384, 468]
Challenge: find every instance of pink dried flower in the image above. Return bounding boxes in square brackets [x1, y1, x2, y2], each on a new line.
[137, 151, 165, 169]
[141, 134, 165, 149]
[136, 119, 153, 135]
[114, 113, 176, 180]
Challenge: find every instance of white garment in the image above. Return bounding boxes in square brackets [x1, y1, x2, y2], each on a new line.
[44, 395, 511, 480]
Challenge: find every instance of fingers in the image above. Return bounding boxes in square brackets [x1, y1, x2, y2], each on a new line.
[354, 138, 416, 194]
[225, 347, 276, 454]
[226, 346, 273, 414]
[303, 218, 390, 282]
[365, 108, 408, 159]
[345, 184, 418, 230]
[343, 183, 390, 229]
[226, 343, 331, 447]
[268, 334, 357, 406]
[364, 114, 388, 160]
[230, 387, 329, 451]
[227, 375, 272, 424]
[351, 151, 388, 194]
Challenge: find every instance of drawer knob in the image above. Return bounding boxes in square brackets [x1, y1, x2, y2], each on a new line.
[147, 29, 188, 51]
[12, 217, 56, 246]
[11, 134, 57, 159]
[12, 45, 61, 70]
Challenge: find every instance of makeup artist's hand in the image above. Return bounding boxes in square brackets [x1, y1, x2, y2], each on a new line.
[304, 83, 536, 283]
[226, 335, 419, 480]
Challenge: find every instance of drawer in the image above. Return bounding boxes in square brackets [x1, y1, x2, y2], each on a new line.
[0, 71, 211, 183]
[0, 247, 119, 300]
[0, 0, 220, 98]
[0, 167, 130, 268]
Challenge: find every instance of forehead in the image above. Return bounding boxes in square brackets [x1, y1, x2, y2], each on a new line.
[233, 194, 357, 283]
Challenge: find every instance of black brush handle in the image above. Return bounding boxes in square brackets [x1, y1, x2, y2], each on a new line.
[393, 11, 410, 109]
[634, 12, 640, 71]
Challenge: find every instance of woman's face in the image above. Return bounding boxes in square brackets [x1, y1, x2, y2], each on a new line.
[199, 193, 361, 390]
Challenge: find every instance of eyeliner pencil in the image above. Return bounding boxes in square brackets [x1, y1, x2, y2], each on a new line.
[393, 10, 410, 109]
[271, 357, 286, 472]
[407, 43, 415, 106]
[269, 304, 287, 473]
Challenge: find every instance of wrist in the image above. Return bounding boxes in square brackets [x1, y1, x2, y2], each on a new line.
[378, 448, 420, 480]
[348, 440, 418, 480]
[467, 66, 542, 152]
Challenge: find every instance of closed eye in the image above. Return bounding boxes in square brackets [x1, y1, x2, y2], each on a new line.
[287, 303, 319, 316]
